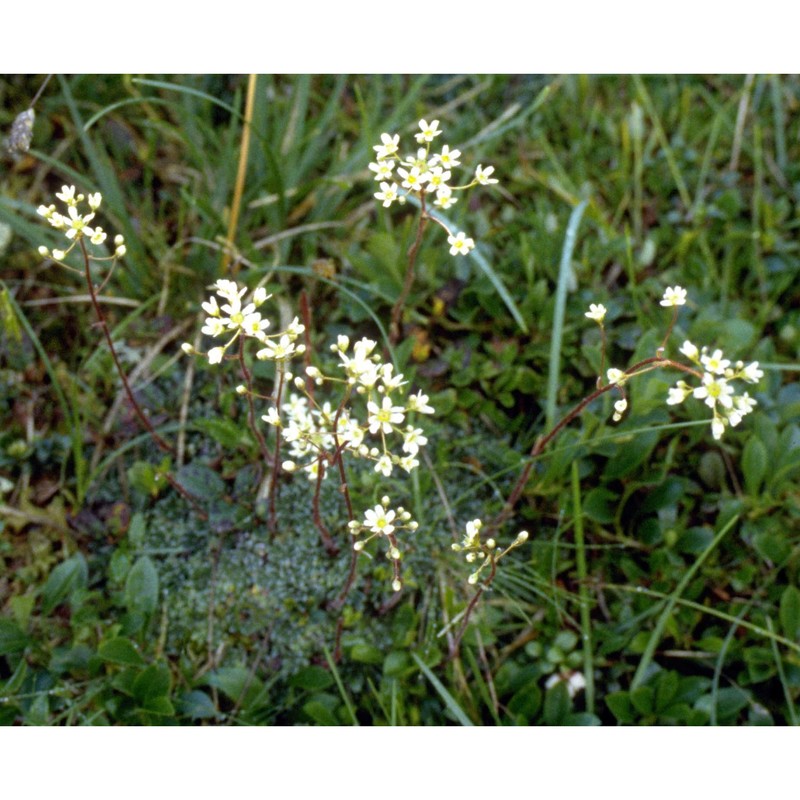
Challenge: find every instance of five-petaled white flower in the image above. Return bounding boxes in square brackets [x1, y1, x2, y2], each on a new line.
[374, 133, 400, 160]
[374, 182, 399, 207]
[415, 119, 442, 143]
[447, 231, 475, 256]
[660, 286, 687, 307]
[693, 373, 734, 409]
[585, 303, 607, 323]
[363, 505, 396, 535]
[475, 164, 498, 185]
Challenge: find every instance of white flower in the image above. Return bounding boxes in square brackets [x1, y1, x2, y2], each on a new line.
[607, 368, 626, 385]
[375, 454, 393, 477]
[433, 188, 458, 210]
[741, 361, 764, 384]
[407, 391, 434, 414]
[585, 303, 607, 322]
[256, 334, 297, 361]
[415, 119, 442, 143]
[711, 417, 726, 440]
[253, 287, 270, 307]
[262, 408, 281, 427]
[87, 192, 102, 210]
[367, 396, 405, 435]
[447, 231, 475, 256]
[679, 340, 699, 361]
[612, 398, 627, 422]
[693, 373, 734, 409]
[207, 347, 225, 365]
[397, 166, 427, 191]
[458, 519, 482, 550]
[201, 317, 226, 337]
[700, 349, 730, 375]
[660, 286, 687, 307]
[89, 227, 107, 245]
[64, 205, 96, 240]
[398, 455, 419, 472]
[363, 504, 396, 535]
[402, 427, 427, 455]
[373, 133, 400, 160]
[369, 160, 395, 181]
[432, 145, 461, 169]
[374, 181, 399, 207]
[475, 164, 498, 185]
[425, 166, 451, 193]
[666, 380, 692, 405]
[55, 185, 77, 205]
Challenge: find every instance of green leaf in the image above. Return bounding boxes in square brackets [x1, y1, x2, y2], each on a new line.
[349, 643, 383, 664]
[303, 699, 339, 726]
[178, 690, 219, 720]
[97, 637, 146, 666]
[543, 681, 571, 725]
[127, 461, 159, 498]
[779, 586, 800, 641]
[175, 461, 226, 500]
[194, 417, 249, 449]
[132, 662, 172, 702]
[741, 435, 768, 496]
[125, 556, 159, 616]
[206, 666, 265, 710]
[141, 696, 175, 716]
[290, 666, 334, 691]
[411, 653, 473, 726]
[606, 691, 636, 723]
[41, 552, 88, 615]
[0, 618, 29, 655]
[630, 685, 655, 715]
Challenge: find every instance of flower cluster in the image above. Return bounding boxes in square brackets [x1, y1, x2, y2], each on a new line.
[270, 336, 434, 481]
[347, 495, 418, 592]
[370, 118, 499, 256]
[37, 186, 126, 261]
[182, 279, 305, 366]
[667, 341, 762, 440]
[451, 519, 529, 585]
[585, 286, 763, 439]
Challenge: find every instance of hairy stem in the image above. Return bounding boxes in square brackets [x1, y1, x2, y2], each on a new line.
[389, 199, 429, 346]
[80, 240, 172, 454]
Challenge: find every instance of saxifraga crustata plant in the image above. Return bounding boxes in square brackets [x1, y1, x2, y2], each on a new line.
[368, 118, 499, 345]
[33, 116, 765, 665]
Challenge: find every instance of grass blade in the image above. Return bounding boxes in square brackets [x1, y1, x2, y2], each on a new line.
[411, 653, 473, 726]
[545, 198, 588, 431]
[631, 512, 741, 689]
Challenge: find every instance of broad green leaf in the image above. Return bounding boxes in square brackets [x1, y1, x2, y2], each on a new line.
[0, 618, 29, 655]
[741, 435, 767, 496]
[779, 586, 800, 642]
[125, 556, 159, 616]
[41, 553, 88, 615]
[290, 666, 334, 691]
[133, 662, 172, 702]
[97, 637, 146, 667]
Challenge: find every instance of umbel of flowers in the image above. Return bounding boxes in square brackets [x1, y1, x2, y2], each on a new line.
[270, 335, 435, 482]
[37, 185, 126, 261]
[585, 286, 763, 440]
[369, 118, 499, 256]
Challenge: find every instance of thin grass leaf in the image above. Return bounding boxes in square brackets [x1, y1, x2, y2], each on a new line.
[322, 646, 359, 726]
[545, 198, 588, 431]
[571, 461, 595, 714]
[421, 202, 528, 333]
[631, 512, 740, 689]
[411, 653, 473, 726]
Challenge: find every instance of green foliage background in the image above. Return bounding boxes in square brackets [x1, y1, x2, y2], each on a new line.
[1, 74, 799, 725]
